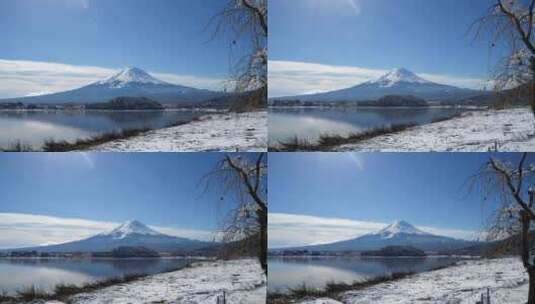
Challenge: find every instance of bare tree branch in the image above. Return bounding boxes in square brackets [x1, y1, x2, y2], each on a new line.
[473, 152, 535, 303]
[201, 153, 267, 272]
[474, 0, 535, 114]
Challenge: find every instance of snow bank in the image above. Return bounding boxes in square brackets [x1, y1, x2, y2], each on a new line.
[297, 258, 527, 304]
[334, 107, 535, 152]
[62, 259, 265, 304]
[88, 111, 267, 152]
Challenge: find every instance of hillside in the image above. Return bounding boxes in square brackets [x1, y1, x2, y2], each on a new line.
[272, 68, 482, 103]
[5, 220, 214, 253]
[358, 94, 428, 107]
[291, 221, 478, 252]
[0, 67, 224, 105]
[85, 97, 164, 110]
[361, 245, 426, 257]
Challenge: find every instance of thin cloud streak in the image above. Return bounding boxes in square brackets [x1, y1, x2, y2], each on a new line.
[0, 213, 217, 249]
[346, 0, 361, 15]
[268, 213, 481, 249]
[0, 59, 226, 99]
[306, 0, 362, 16]
[268, 60, 491, 98]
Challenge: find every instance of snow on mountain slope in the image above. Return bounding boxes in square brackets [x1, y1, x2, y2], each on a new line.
[369, 68, 432, 87]
[1, 67, 224, 104]
[101, 220, 164, 239]
[298, 220, 477, 252]
[6, 220, 213, 253]
[273, 68, 481, 102]
[96, 67, 168, 88]
[371, 220, 433, 239]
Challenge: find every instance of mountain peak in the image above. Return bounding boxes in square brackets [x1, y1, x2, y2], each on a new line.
[373, 220, 433, 239]
[97, 67, 167, 88]
[104, 220, 163, 239]
[372, 68, 432, 87]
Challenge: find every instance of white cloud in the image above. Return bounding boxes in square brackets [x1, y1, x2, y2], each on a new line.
[268, 213, 481, 248]
[0, 213, 217, 249]
[268, 60, 492, 98]
[0, 59, 226, 99]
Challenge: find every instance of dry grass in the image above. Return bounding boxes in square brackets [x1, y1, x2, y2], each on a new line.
[267, 271, 416, 304]
[0, 263, 194, 303]
[42, 128, 151, 152]
[42, 116, 202, 152]
[53, 273, 145, 298]
[270, 122, 417, 152]
[0, 115, 204, 152]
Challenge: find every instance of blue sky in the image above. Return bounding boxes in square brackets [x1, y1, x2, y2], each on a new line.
[0, 0, 246, 98]
[268, 153, 530, 248]
[268, 0, 506, 97]
[0, 153, 256, 248]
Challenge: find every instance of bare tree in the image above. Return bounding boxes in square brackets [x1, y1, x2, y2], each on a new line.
[202, 153, 267, 272]
[211, 0, 267, 94]
[474, 0, 535, 114]
[473, 152, 535, 303]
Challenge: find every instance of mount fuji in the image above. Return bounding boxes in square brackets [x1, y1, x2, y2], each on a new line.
[1, 67, 224, 104]
[6, 220, 213, 253]
[297, 220, 478, 252]
[275, 68, 481, 102]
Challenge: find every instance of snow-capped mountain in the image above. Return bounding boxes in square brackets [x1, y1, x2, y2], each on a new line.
[274, 68, 481, 102]
[2, 67, 224, 104]
[103, 220, 165, 239]
[370, 68, 433, 87]
[7, 220, 213, 253]
[371, 220, 432, 239]
[95, 67, 168, 88]
[298, 220, 478, 252]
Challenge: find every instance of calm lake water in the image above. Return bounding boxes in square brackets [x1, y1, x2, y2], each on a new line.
[0, 110, 208, 150]
[269, 107, 469, 144]
[0, 258, 196, 294]
[268, 256, 464, 293]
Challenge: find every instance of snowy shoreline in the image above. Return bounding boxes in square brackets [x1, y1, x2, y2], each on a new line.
[295, 257, 527, 304]
[331, 107, 535, 152]
[39, 259, 266, 304]
[86, 111, 267, 152]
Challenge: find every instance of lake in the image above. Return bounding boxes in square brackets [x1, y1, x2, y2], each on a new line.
[0, 110, 209, 150]
[0, 257, 197, 295]
[269, 107, 469, 145]
[268, 256, 465, 293]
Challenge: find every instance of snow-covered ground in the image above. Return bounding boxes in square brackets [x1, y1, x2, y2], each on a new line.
[297, 257, 528, 304]
[334, 107, 535, 152]
[43, 259, 266, 304]
[88, 111, 267, 152]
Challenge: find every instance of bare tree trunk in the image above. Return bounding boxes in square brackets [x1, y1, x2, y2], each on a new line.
[529, 269, 535, 304]
[521, 210, 535, 304]
[522, 211, 530, 268]
[531, 56, 535, 118]
[257, 207, 267, 272]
